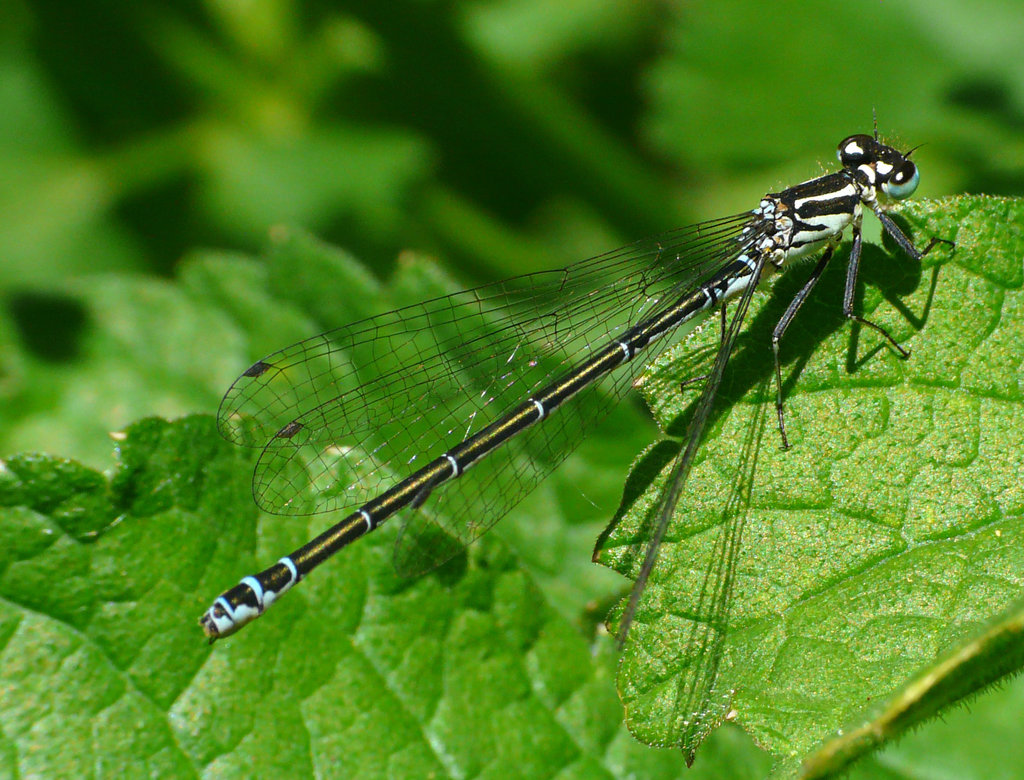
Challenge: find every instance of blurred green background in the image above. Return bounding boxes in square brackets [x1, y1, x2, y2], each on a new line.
[1, 0, 1023, 775]
[5, 0, 1022, 290]
[3, 0, 1023, 462]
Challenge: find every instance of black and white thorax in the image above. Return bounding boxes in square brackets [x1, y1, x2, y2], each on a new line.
[748, 133, 922, 280]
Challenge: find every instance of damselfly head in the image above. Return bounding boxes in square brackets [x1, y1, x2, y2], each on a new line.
[837, 134, 920, 200]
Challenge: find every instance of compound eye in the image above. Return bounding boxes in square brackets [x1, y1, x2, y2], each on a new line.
[837, 134, 874, 166]
[884, 161, 920, 199]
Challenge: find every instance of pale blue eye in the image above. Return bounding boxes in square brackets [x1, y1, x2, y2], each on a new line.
[885, 163, 920, 199]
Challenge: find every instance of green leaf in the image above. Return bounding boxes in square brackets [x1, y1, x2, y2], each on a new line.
[0, 228, 774, 777]
[0, 415, 770, 778]
[803, 595, 1024, 778]
[0, 272, 245, 468]
[595, 195, 1024, 767]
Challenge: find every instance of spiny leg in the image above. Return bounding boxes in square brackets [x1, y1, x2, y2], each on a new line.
[775, 217, 954, 449]
[873, 207, 954, 262]
[855, 209, 956, 354]
[842, 221, 910, 358]
[771, 244, 836, 449]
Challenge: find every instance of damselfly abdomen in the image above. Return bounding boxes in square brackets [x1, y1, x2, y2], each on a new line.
[200, 130, 941, 642]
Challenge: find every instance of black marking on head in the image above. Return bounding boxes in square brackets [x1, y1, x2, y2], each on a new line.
[891, 161, 918, 187]
[243, 360, 273, 378]
[275, 420, 304, 438]
[837, 134, 876, 167]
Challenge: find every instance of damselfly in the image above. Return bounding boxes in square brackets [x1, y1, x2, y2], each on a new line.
[200, 129, 944, 643]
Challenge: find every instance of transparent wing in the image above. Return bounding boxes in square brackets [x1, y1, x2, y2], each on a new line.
[671, 380, 769, 762]
[609, 239, 771, 760]
[218, 213, 765, 575]
[616, 239, 771, 641]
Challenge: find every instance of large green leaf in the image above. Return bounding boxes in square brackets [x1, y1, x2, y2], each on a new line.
[595, 196, 1024, 770]
[2, 199, 1021, 778]
[3, 1, 1022, 775]
[805, 595, 1024, 777]
[0, 415, 771, 779]
[1, 227, 770, 778]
